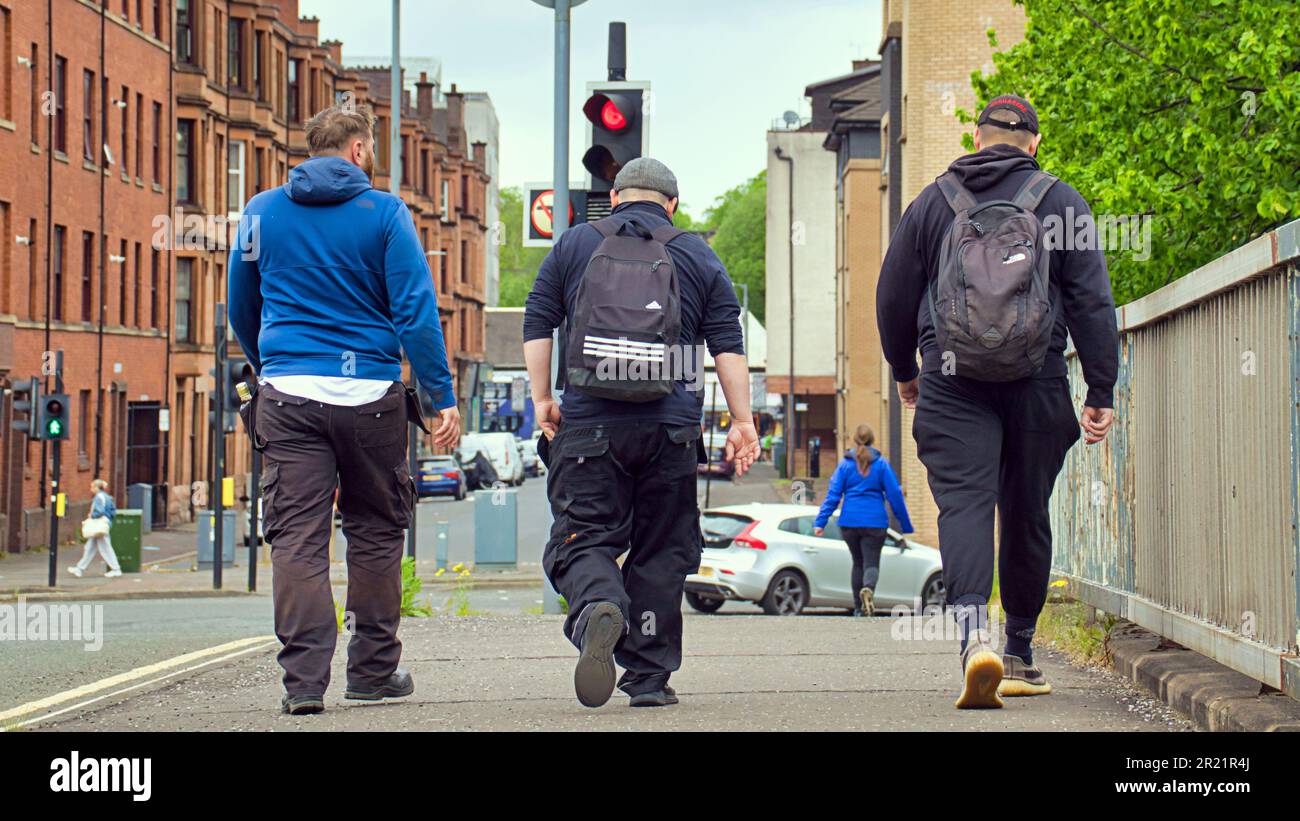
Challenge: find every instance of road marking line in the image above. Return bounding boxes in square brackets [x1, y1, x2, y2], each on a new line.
[1, 635, 277, 730]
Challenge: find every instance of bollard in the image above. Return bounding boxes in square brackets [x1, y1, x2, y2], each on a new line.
[435, 519, 450, 569]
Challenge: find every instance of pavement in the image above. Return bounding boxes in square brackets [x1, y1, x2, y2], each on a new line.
[29, 610, 1191, 731]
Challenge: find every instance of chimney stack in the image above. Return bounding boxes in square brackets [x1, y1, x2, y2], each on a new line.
[416, 71, 435, 121]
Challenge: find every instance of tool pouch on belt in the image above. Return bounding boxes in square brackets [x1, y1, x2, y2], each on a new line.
[404, 386, 432, 433]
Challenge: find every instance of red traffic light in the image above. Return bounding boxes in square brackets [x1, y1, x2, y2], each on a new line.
[45, 398, 64, 416]
[583, 92, 636, 133]
[600, 100, 627, 131]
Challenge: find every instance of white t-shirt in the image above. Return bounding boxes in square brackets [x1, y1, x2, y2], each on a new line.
[262, 376, 394, 407]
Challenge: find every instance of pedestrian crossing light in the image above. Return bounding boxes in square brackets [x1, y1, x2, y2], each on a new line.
[40, 393, 70, 441]
[10, 377, 41, 441]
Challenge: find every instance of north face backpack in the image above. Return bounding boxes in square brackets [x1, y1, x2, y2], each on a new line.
[929, 169, 1058, 381]
[565, 217, 684, 402]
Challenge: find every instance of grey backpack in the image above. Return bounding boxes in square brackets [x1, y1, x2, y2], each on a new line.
[930, 170, 1057, 381]
[565, 217, 683, 402]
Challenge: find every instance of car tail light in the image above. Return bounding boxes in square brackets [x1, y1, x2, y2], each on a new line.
[732, 521, 766, 550]
[446, 470, 460, 479]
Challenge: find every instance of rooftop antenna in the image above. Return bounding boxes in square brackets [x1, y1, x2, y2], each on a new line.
[783, 110, 800, 129]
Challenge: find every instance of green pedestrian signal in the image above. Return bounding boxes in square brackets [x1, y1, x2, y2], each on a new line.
[39, 394, 70, 442]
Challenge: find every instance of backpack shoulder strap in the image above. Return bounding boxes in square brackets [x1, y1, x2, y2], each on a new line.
[1011, 170, 1058, 212]
[591, 217, 621, 238]
[935, 172, 978, 214]
[650, 224, 685, 245]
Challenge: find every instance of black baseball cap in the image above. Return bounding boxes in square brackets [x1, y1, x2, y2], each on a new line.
[977, 94, 1039, 135]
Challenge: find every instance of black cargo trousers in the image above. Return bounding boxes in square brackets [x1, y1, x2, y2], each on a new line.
[539, 421, 704, 696]
[912, 372, 1080, 624]
[244, 382, 425, 697]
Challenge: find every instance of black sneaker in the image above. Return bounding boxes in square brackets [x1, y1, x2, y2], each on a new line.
[629, 685, 678, 708]
[280, 694, 325, 715]
[574, 602, 625, 708]
[344, 667, 415, 701]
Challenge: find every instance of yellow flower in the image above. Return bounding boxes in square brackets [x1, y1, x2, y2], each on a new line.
[451, 562, 464, 573]
[1049, 579, 1068, 588]
[434, 568, 446, 577]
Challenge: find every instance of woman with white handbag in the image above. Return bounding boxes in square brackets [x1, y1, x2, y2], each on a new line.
[68, 479, 121, 578]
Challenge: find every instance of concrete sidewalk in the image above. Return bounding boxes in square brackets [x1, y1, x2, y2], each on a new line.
[36, 612, 1191, 732]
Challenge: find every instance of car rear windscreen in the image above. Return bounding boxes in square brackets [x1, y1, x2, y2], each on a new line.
[700, 513, 752, 548]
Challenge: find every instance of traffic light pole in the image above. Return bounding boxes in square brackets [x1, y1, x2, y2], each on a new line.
[407, 377, 419, 560]
[47, 350, 63, 588]
[213, 304, 227, 591]
[552, 0, 571, 239]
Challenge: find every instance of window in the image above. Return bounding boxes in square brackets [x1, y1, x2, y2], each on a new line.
[81, 231, 94, 322]
[78, 390, 91, 457]
[27, 218, 37, 318]
[149, 248, 159, 328]
[461, 173, 468, 214]
[119, 85, 129, 176]
[118, 238, 128, 325]
[0, 7, 11, 123]
[439, 248, 448, 294]
[253, 32, 263, 100]
[176, 119, 195, 203]
[227, 19, 243, 90]
[28, 43, 38, 145]
[100, 74, 108, 165]
[176, 0, 193, 64]
[153, 0, 161, 39]
[440, 179, 449, 220]
[227, 140, 244, 216]
[52, 225, 64, 321]
[151, 101, 161, 183]
[133, 241, 142, 327]
[134, 92, 143, 176]
[375, 117, 388, 171]
[254, 146, 264, 192]
[175, 257, 193, 342]
[53, 56, 66, 153]
[460, 239, 468, 283]
[82, 69, 95, 162]
[287, 59, 300, 124]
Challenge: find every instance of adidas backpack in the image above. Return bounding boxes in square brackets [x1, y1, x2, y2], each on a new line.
[929, 169, 1058, 381]
[565, 217, 684, 402]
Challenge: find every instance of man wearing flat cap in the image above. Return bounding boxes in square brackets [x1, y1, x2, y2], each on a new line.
[523, 157, 759, 709]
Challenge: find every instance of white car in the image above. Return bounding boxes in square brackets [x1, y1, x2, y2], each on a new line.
[517, 437, 543, 476]
[457, 432, 525, 487]
[685, 503, 945, 616]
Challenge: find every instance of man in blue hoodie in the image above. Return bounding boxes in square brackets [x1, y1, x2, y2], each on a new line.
[228, 105, 459, 715]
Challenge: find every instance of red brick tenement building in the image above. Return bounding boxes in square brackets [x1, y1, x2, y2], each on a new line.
[0, 0, 489, 548]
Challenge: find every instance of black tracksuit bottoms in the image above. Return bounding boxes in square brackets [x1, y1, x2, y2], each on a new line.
[539, 421, 703, 696]
[912, 372, 1080, 624]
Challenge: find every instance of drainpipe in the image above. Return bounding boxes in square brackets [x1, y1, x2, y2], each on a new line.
[94, 1, 106, 477]
[774, 145, 795, 481]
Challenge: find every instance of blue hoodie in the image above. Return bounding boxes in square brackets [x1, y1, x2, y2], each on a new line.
[814, 447, 914, 532]
[228, 156, 455, 409]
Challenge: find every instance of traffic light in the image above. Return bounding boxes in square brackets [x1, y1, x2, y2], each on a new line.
[581, 86, 646, 196]
[226, 357, 254, 411]
[39, 393, 70, 441]
[10, 377, 41, 441]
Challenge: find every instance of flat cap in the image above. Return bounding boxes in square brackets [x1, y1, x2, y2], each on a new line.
[613, 157, 679, 200]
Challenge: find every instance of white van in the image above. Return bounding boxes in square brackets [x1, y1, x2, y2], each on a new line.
[457, 432, 525, 487]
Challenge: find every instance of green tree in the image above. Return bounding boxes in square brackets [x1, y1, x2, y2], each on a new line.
[497, 186, 549, 307]
[967, 0, 1300, 303]
[702, 171, 767, 322]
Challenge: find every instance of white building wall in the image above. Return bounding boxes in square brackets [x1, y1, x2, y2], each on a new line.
[765, 129, 837, 379]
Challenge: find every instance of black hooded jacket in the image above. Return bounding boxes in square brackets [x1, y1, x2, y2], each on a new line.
[876, 144, 1119, 408]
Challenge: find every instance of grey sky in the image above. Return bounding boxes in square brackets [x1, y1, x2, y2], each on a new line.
[301, 0, 880, 214]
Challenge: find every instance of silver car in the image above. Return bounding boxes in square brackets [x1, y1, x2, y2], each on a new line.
[684, 503, 945, 616]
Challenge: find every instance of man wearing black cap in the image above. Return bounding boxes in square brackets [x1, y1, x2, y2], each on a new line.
[876, 94, 1119, 708]
[523, 157, 760, 709]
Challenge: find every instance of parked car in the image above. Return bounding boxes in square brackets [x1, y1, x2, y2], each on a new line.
[518, 437, 543, 477]
[684, 503, 945, 616]
[696, 430, 734, 477]
[416, 455, 467, 501]
[457, 432, 524, 487]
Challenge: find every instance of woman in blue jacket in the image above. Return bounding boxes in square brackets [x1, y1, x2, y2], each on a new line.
[814, 425, 913, 616]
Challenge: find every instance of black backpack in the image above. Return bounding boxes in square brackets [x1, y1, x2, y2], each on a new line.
[929, 169, 1057, 381]
[565, 217, 684, 402]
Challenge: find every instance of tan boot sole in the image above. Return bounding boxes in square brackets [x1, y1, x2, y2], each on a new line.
[955, 649, 1004, 709]
[997, 678, 1052, 697]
